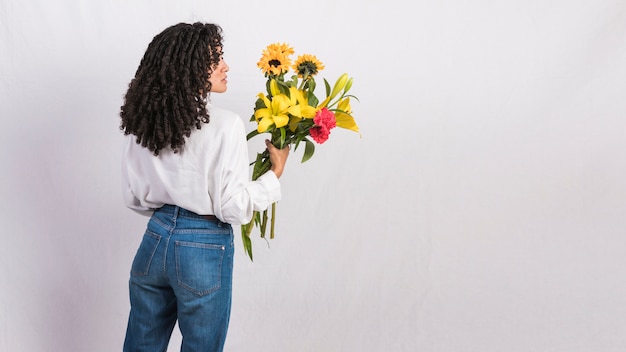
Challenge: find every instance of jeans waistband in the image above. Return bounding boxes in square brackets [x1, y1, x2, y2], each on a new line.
[156, 204, 219, 222]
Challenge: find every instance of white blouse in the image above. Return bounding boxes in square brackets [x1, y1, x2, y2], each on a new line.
[121, 105, 281, 225]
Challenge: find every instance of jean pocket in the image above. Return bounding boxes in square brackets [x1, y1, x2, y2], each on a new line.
[175, 241, 225, 296]
[130, 230, 161, 277]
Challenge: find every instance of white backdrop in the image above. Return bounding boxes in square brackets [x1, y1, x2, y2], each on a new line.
[2, 0, 626, 351]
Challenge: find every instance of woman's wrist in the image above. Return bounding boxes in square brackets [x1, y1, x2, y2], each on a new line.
[270, 165, 283, 179]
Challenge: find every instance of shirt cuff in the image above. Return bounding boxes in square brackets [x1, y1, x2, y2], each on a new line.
[252, 171, 282, 211]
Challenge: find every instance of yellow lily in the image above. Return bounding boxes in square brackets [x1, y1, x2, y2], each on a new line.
[286, 86, 317, 131]
[337, 96, 351, 114]
[335, 112, 359, 133]
[335, 97, 360, 133]
[318, 73, 350, 109]
[329, 73, 349, 100]
[269, 79, 280, 96]
[254, 92, 291, 133]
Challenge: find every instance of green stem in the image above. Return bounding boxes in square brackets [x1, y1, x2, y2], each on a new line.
[242, 131, 290, 260]
[270, 202, 276, 239]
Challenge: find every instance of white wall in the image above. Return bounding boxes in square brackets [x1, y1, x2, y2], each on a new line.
[2, 0, 626, 351]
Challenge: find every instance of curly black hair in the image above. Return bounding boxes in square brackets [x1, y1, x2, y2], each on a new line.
[120, 22, 224, 155]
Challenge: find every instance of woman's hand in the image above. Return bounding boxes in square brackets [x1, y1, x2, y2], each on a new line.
[266, 139, 289, 179]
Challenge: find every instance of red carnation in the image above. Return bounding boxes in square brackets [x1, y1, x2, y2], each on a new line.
[310, 126, 330, 144]
[313, 107, 337, 130]
[310, 108, 336, 144]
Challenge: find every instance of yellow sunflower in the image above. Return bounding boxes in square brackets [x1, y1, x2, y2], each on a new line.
[292, 54, 325, 78]
[257, 43, 295, 76]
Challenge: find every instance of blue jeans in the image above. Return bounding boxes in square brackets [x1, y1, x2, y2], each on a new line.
[123, 205, 234, 352]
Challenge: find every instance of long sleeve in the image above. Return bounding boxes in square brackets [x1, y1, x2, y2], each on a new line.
[216, 115, 281, 225]
[121, 106, 282, 225]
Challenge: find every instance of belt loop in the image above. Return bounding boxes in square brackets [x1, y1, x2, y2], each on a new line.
[173, 205, 180, 221]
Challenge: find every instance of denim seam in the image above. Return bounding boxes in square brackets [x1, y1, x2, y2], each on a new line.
[172, 228, 230, 235]
[130, 230, 161, 277]
[150, 216, 168, 230]
[161, 209, 177, 275]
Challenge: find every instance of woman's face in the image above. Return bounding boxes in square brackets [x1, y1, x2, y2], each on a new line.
[209, 53, 229, 93]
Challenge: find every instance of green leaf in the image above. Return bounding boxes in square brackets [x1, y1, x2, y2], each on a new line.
[308, 79, 316, 93]
[247, 129, 260, 141]
[279, 128, 287, 148]
[324, 78, 331, 96]
[276, 79, 290, 94]
[345, 94, 360, 102]
[242, 230, 253, 261]
[301, 138, 315, 163]
[254, 97, 265, 109]
[253, 210, 261, 226]
[260, 210, 268, 238]
[252, 152, 270, 180]
[309, 93, 319, 107]
[265, 80, 272, 95]
[344, 77, 353, 93]
[241, 215, 256, 261]
[294, 132, 307, 151]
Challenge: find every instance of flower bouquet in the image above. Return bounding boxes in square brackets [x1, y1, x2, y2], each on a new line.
[241, 43, 360, 261]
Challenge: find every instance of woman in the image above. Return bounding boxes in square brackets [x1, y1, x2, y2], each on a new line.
[119, 22, 289, 351]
